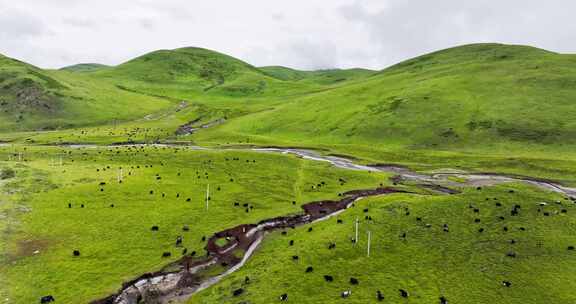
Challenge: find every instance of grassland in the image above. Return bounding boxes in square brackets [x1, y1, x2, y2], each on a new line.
[59, 64, 110, 73]
[259, 66, 376, 84]
[193, 184, 576, 304]
[1, 42, 576, 303]
[193, 44, 576, 155]
[0, 145, 390, 303]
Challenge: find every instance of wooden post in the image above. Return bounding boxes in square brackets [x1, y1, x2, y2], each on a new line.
[354, 217, 359, 246]
[206, 184, 210, 211]
[367, 231, 371, 257]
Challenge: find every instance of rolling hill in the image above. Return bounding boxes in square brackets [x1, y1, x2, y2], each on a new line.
[95, 47, 260, 83]
[4, 43, 576, 155]
[197, 43, 576, 153]
[0, 53, 172, 132]
[259, 66, 376, 84]
[59, 63, 110, 73]
[90, 47, 323, 99]
[0, 54, 65, 120]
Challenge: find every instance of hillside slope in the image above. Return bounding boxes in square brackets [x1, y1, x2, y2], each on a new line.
[198, 43, 576, 151]
[0, 54, 171, 132]
[92, 47, 321, 99]
[259, 66, 376, 85]
[98, 47, 258, 83]
[0, 54, 64, 119]
[59, 63, 110, 73]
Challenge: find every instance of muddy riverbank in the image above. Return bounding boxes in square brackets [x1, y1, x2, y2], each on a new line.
[91, 187, 405, 304]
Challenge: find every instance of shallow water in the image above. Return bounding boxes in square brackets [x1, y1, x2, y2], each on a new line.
[255, 148, 576, 197]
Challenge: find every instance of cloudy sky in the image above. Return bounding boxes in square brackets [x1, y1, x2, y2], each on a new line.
[0, 0, 574, 70]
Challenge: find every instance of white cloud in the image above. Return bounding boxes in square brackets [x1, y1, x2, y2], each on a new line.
[0, 0, 574, 70]
[0, 7, 47, 40]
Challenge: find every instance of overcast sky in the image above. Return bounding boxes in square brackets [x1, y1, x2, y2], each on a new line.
[0, 0, 574, 70]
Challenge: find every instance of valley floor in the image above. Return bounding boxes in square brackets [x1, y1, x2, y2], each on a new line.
[0, 139, 575, 304]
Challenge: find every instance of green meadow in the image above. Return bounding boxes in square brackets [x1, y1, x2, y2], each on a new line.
[0, 145, 389, 303]
[193, 184, 576, 304]
[1, 43, 576, 303]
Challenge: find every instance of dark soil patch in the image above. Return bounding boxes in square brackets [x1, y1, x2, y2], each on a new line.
[9, 239, 54, 261]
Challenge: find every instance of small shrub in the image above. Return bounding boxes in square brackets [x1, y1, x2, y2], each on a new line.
[0, 168, 15, 180]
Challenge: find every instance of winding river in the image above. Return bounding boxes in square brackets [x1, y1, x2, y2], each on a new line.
[50, 143, 576, 303]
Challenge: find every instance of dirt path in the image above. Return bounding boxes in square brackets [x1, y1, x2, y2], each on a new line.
[175, 118, 226, 136]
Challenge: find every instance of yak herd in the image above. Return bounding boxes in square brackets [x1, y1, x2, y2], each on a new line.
[28, 144, 576, 303]
[227, 182, 575, 302]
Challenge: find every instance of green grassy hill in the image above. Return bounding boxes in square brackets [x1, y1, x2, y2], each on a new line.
[0, 54, 172, 132]
[0, 54, 66, 124]
[259, 66, 376, 84]
[97, 47, 259, 84]
[5, 43, 576, 156]
[197, 43, 576, 153]
[59, 63, 110, 73]
[92, 47, 321, 99]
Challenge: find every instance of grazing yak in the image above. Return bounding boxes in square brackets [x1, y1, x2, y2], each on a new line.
[399, 289, 409, 298]
[233, 288, 244, 296]
[376, 290, 384, 301]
